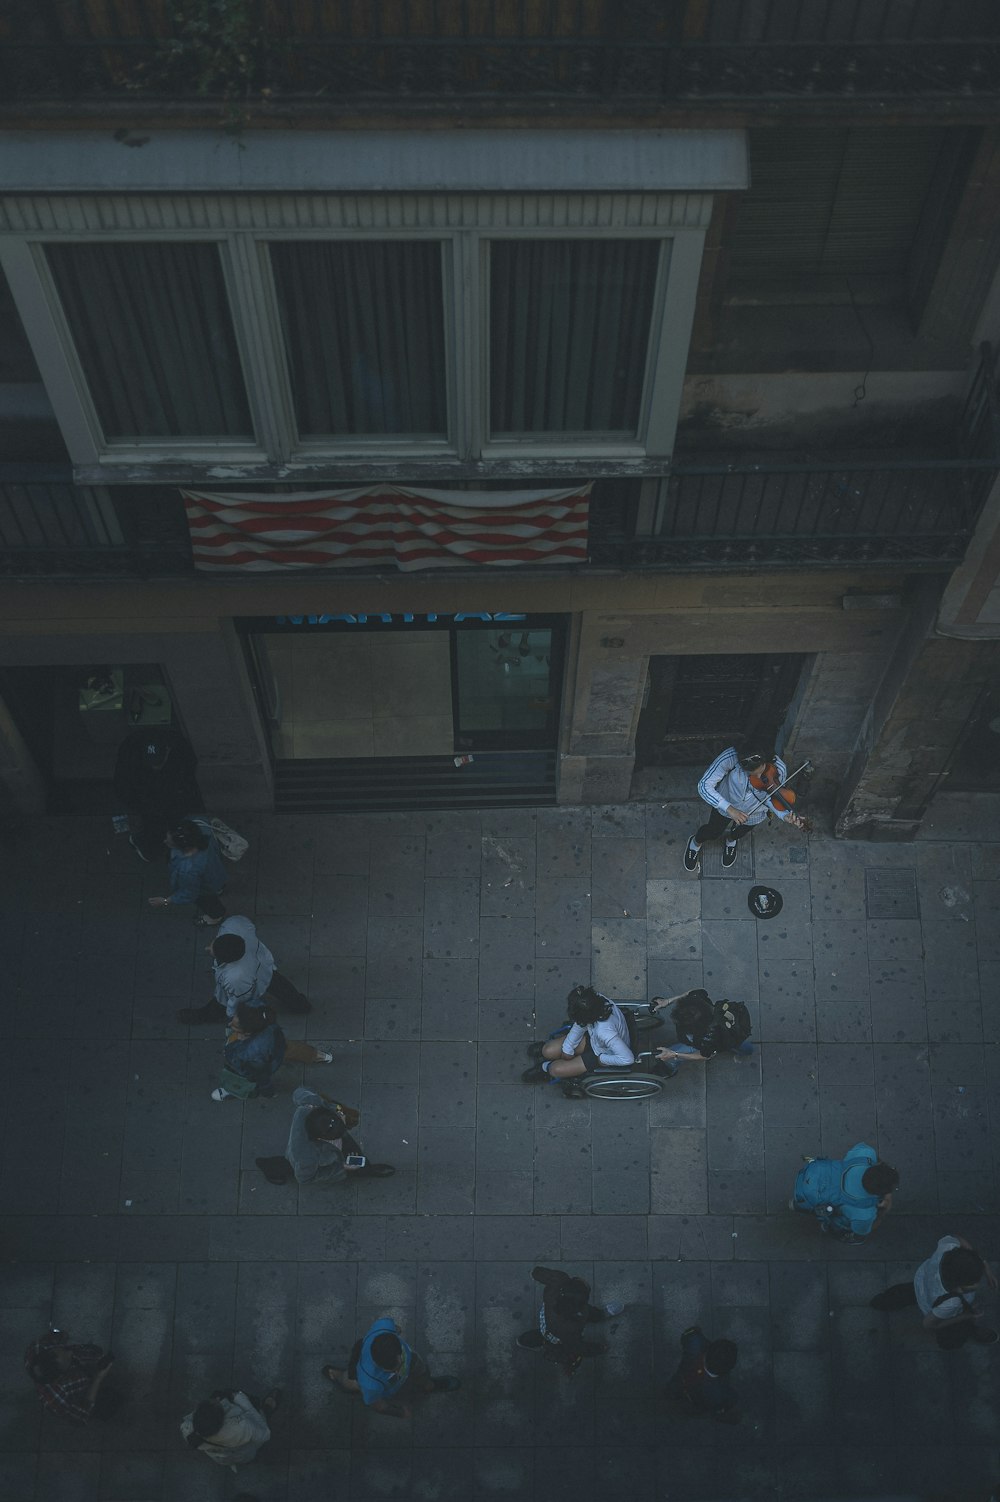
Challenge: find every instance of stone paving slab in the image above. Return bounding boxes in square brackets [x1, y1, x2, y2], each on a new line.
[1, 806, 1000, 1500]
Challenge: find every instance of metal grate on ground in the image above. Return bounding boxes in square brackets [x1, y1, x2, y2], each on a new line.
[865, 866, 919, 919]
[699, 836, 755, 880]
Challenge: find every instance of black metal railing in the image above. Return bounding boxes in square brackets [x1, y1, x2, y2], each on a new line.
[589, 457, 996, 569]
[0, 455, 994, 579]
[1, 346, 996, 579]
[3, 0, 998, 107]
[0, 469, 192, 578]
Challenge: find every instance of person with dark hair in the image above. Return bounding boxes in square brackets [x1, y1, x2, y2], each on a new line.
[24, 1328, 118, 1424]
[255, 1086, 395, 1184]
[148, 817, 227, 926]
[791, 1142, 899, 1241]
[113, 726, 202, 862]
[180, 1386, 280, 1470]
[650, 989, 753, 1072]
[322, 1318, 460, 1418]
[516, 1266, 613, 1374]
[522, 984, 634, 1083]
[665, 1325, 740, 1423]
[684, 747, 805, 872]
[177, 914, 311, 1025]
[211, 1004, 333, 1102]
[871, 1235, 999, 1348]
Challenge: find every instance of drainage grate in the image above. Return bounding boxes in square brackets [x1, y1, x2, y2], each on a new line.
[700, 837, 755, 881]
[865, 868, 919, 920]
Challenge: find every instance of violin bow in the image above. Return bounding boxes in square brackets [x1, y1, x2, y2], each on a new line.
[725, 758, 814, 834]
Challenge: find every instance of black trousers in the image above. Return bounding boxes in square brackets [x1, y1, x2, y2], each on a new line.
[263, 970, 310, 1012]
[871, 1282, 980, 1348]
[694, 808, 755, 846]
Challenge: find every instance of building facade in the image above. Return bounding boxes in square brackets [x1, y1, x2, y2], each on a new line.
[0, 2, 998, 834]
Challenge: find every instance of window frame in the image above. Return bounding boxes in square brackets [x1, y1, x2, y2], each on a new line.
[0, 192, 712, 473]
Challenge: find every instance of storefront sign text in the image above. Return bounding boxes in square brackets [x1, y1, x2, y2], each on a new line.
[273, 612, 528, 626]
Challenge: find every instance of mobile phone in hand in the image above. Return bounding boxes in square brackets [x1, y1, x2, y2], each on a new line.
[346, 1154, 366, 1168]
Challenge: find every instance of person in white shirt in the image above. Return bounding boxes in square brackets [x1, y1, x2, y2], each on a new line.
[870, 1235, 998, 1348]
[684, 747, 805, 872]
[176, 914, 311, 1024]
[522, 985, 635, 1083]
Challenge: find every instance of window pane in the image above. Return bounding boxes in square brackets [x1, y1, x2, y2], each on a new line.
[269, 241, 447, 439]
[490, 239, 659, 436]
[44, 242, 253, 441]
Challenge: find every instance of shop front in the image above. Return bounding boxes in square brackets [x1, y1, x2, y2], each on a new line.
[238, 610, 567, 811]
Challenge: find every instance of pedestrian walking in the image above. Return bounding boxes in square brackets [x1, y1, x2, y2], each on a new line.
[322, 1318, 460, 1418]
[870, 1235, 999, 1348]
[651, 989, 753, 1073]
[114, 726, 202, 862]
[212, 1004, 334, 1102]
[665, 1325, 740, 1423]
[683, 747, 806, 872]
[177, 914, 311, 1025]
[516, 1266, 616, 1374]
[255, 1087, 395, 1185]
[791, 1143, 898, 1241]
[181, 1386, 281, 1471]
[25, 1327, 121, 1424]
[148, 817, 226, 926]
[522, 985, 635, 1084]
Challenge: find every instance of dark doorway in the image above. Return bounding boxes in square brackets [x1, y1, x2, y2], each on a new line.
[635, 652, 807, 769]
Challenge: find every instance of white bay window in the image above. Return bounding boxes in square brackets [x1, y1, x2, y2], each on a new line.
[0, 190, 713, 474]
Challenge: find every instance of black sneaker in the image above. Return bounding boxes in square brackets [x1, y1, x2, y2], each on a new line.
[522, 1063, 548, 1084]
[683, 839, 701, 873]
[430, 1375, 462, 1393]
[972, 1326, 999, 1344]
[722, 839, 739, 869]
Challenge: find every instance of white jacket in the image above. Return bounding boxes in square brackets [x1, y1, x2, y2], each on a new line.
[562, 998, 634, 1065]
[180, 1391, 270, 1466]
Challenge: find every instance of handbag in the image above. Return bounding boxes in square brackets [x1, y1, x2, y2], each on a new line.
[219, 1066, 259, 1099]
[209, 817, 250, 862]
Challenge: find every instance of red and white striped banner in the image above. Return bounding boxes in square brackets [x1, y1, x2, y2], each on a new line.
[181, 485, 591, 572]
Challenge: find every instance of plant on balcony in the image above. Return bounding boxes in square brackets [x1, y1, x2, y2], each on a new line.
[129, 0, 272, 135]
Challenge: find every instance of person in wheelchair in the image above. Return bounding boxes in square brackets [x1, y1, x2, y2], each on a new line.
[522, 985, 635, 1084]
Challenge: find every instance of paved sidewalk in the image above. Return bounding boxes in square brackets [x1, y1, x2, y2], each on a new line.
[1, 800, 999, 1501]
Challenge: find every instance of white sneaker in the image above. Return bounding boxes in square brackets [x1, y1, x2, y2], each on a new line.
[210, 1087, 232, 1101]
[316, 1051, 334, 1064]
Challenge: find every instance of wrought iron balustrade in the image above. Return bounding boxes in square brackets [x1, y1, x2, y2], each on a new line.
[3, 0, 998, 107]
[589, 456, 997, 570]
[0, 469, 192, 578]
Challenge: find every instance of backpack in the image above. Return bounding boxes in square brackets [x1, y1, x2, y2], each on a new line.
[707, 999, 752, 1053]
[209, 816, 249, 862]
[792, 1155, 874, 1238]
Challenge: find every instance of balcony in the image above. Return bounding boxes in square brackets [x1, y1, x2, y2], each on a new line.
[2, 345, 995, 581]
[2, 0, 998, 115]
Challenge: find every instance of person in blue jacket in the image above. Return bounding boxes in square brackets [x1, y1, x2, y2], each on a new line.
[212, 1003, 286, 1102]
[321, 1318, 460, 1419]
[148, 817, 227, 927]
[791, 1142, 898, 1242]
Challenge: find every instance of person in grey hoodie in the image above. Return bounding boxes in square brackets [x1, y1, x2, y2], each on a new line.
[177, 914, 310, 1025]
[255, 1088, 395, 1186]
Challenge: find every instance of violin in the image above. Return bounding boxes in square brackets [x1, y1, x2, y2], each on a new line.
[748, 761, 811, 832]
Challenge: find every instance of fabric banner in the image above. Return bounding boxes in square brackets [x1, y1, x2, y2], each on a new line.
[181, 484, 591, 572]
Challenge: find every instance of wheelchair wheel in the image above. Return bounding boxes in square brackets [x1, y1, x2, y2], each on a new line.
[581, 1071, 665, 1101]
